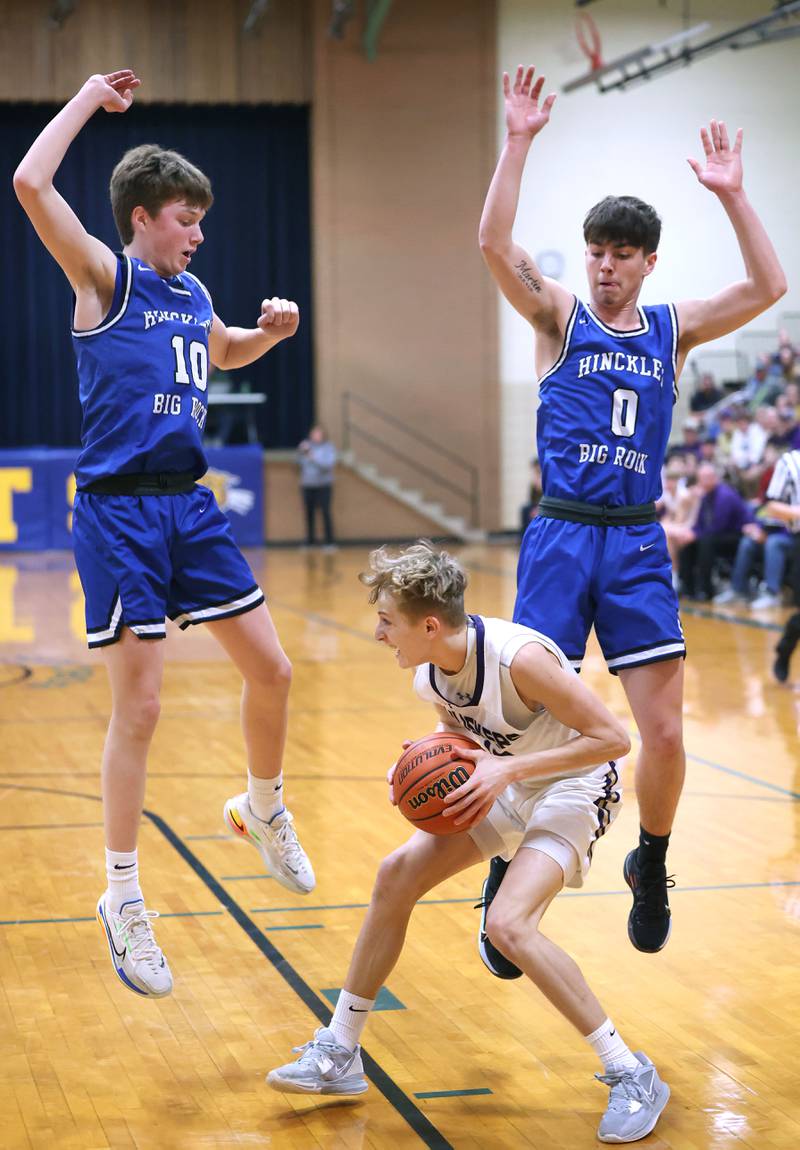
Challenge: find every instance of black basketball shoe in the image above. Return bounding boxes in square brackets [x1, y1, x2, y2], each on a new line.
[475, 856, 522, 979]
[623, 849, 675, 953]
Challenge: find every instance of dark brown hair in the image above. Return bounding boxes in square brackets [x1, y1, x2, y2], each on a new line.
[110, 144, 213, 244]
[583, 195, 661, 254]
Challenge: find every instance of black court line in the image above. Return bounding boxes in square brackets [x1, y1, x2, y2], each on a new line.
[0, 663, 33, 688]
[0, 782, 453, 1150]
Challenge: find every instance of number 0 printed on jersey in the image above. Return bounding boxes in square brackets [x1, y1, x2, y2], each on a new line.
[611, 387, 638, 437]
[171, 334, 208, 392]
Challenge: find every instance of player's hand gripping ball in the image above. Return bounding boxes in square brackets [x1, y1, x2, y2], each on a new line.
[392, 732, 481, 835]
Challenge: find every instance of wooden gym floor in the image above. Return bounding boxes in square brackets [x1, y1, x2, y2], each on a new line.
[0, 544, 798, 1150]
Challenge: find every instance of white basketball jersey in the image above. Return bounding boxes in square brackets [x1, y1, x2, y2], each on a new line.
[413, 615, 596, 794]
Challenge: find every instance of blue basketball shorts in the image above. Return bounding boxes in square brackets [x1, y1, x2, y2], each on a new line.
[513, 516, 685, 674]
[73, 486, 264, 649]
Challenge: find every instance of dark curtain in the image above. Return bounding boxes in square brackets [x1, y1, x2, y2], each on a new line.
[0, 103, 313, 449]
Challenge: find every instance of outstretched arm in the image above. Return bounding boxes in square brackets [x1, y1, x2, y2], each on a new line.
[676, 121, 787, 352]
[209, 296, 300, 370]
[479, 66, 573, 332]
[13, 71, 140, 296]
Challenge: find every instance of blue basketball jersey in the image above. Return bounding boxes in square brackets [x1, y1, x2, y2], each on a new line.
[72, 254, 213, 486]
[537, 298, 678, 505]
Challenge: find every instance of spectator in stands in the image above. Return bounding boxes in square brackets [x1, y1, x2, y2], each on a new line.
[676, 462, 753, 600]
[743, 358, 783, 411]
[660, 459, 701, 586]
[770, 404, 800, 452]
[699, 436, 718, 464]
[765, 447, 800, 679]
[689, 371, 725, 415]
[674, 418, 704, 460]
[783, 381, 800, 421]
[730, 408, 768, 494]
[298, 426, 338, 551]
[714, 412, 736, 471]
[772, 343, 797, 385]
[713, 516, 792, 610]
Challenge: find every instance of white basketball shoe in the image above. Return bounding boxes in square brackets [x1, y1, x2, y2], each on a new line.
[96, 894, 173, 998]
[223, 793, 315, 894]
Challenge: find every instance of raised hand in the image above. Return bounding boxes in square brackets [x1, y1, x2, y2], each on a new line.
[503, 65, 556, 141]
[687, 120, 743, 196]
[84, 70, 141, 114]
[257, 297, 300, 342]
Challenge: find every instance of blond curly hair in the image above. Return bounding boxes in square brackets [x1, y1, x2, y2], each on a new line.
[359, 540, 467, 626]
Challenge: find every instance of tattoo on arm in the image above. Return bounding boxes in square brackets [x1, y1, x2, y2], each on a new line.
[514, 259, 542, 294]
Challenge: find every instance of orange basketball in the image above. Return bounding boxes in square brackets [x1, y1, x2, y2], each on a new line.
[393, 732, 480, 835]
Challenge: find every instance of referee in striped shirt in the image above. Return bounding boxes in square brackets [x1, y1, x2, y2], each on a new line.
[765, 449, 800, 681]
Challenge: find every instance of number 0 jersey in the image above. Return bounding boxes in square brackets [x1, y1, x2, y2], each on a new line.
[72, 254, 213, 487]
[537, 298, 679, 506]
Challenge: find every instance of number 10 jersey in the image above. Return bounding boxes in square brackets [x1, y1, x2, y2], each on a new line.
[536, 298, 679, 506]
[71, 253, 214, 487]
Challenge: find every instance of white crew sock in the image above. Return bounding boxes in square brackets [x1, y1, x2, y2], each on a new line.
[585, 1018, 640, 1074]
[328, 989, 375, 1052]
[248, 770, 285, 822]
[105, 848, 143, 912]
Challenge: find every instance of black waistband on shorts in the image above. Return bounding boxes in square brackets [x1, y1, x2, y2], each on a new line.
[78, 472, 198, 496]
[538, 495, 657, 527]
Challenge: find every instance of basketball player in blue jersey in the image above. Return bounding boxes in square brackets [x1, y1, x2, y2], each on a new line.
[478, 65, 787, 962]
[266, 542, 670, 1143]
[14, 70, 315, 998]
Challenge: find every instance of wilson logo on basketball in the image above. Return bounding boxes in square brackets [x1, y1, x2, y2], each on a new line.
[396, 742, 464, 786]
[407, 765, 471, 809]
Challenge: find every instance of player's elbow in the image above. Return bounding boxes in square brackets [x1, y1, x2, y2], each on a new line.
[608, 722, 631, 762]
[12, 165, 43, 204]
[478, 219, 508, 259]
[478, 233, 505, 262]
[769, 273, 788, 304]
[753, 270, 788, 307]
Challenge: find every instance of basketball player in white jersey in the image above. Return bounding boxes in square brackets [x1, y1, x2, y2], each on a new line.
[266, 542, 669, 1144]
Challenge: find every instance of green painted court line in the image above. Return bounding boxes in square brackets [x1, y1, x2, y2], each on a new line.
[0, 910, 224, 926]
[414, 1089, 493, 1099]
[0, 822, 105, 831]
[251, 879, 800, 916]
[265, 924, 323, 931]
[321, 986, 404, 1011]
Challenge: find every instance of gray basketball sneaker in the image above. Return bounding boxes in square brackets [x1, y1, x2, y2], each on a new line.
[596, 1052, 670, 1143]
[266, 1027, 368, 1096]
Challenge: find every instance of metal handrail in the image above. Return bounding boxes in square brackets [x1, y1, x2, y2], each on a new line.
[342, 391, 480, 526]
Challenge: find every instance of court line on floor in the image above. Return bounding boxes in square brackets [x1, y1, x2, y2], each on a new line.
[5, 878, 798, 929]
[626, 730, 799, 801]
[0, 781, 453, 1150]
[249, 880, 800, 915]
[684, 750, 800, 799]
